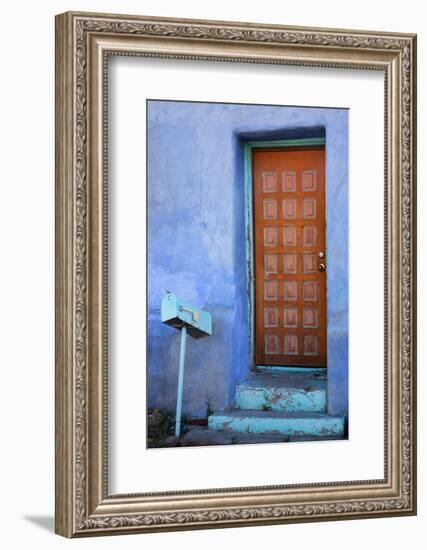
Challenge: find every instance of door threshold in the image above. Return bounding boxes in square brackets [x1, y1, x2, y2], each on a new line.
[255, 365, 326, 375]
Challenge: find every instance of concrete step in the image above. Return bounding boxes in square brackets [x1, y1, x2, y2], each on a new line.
[178, 426, 340, 447]
[235, 370, 326, 413]
[208, 410, 344, 438]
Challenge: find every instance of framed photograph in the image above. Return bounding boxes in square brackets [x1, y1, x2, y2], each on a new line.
[55, 11, 417, 537]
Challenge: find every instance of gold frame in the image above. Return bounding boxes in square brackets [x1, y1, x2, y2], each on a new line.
[55, 11, 417, 537]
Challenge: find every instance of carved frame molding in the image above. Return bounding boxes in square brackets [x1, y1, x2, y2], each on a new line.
[55, 11, 416, 537]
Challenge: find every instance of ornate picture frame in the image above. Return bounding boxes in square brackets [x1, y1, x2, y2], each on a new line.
[55, 11, 417, 537]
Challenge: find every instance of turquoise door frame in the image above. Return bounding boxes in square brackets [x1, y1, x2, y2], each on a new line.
[243, 137, 326, 369]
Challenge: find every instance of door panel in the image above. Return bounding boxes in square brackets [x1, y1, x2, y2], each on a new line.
[253, 148, 326, 367]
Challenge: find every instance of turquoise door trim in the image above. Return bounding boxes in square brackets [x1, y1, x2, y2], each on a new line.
[243, 137, 326, 368]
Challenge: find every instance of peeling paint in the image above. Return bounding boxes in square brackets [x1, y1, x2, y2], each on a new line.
[209, 370, 344, 441]
[235, 373, 326, 413]
[147, 101, 348, 419]
[208, 411, 344, 438]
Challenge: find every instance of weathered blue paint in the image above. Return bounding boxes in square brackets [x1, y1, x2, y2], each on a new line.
[247, 137, 326, 148]
[208, 410, 345, 438]
[243, 144, 255, 366]
[256, 366, 325, 375]
[147, 100, 348, 418]
[235, 372, 326, 413]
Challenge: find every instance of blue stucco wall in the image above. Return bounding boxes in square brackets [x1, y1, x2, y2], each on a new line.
[147, 100, 348, 417]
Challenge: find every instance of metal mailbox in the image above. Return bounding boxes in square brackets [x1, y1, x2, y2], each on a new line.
[161, 292, 212, 437]
[161, 292, 212, 339]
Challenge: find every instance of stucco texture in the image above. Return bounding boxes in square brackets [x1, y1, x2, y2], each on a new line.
[147, 100, 348, 417]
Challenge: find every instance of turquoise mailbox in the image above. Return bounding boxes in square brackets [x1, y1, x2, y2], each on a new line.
[161, 292, 212, 338]
[161, 292, 212, 437]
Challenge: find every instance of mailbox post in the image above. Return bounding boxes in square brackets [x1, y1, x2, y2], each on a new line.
[161, 292, 212, 437]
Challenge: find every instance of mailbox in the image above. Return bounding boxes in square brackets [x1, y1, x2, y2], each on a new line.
[161, 292, 212, 437]
[161, 292, 212, 339]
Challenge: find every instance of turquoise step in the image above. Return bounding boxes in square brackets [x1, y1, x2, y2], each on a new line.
[208, 410, 344, 438]
[235, 371, 326, 413]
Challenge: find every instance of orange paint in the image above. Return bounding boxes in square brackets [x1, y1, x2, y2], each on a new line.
[253, 148, 326, 367]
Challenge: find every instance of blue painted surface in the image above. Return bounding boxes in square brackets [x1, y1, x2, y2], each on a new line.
[256, 366, 325, 375]
[208, 410, 345, 438]
[161, 292, 212, 338]
[235, 371, 326, 413]
[147, 100, 348, 418]
[174, 324, 187, 437]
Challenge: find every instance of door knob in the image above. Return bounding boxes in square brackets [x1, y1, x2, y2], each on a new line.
[318, 251, 325, 258]
[318, 263, 326, 272]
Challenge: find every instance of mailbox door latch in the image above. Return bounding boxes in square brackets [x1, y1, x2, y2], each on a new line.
[179, 305, 200, 322]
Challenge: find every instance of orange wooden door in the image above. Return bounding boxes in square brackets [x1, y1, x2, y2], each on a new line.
[253, 148, 326, 367]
